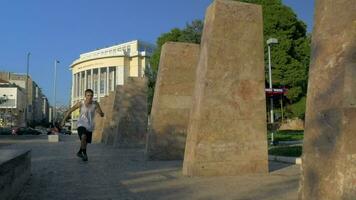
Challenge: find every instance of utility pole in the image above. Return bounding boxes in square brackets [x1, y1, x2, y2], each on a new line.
[53, 60, 60, 125]
[25, 52, 31, 127]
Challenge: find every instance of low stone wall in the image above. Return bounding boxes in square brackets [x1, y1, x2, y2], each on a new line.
[0, 149, 31, 200]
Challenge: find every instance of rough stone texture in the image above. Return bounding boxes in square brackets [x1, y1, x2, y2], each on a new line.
[146, 42, 200, 160]
[92, 89, 117, 143]
[105, 78, 147, 148]
[92, 94, 110, 143]
[93, 78, 147, 148]
[99, 91, 116, 144]
[299, 0, 356, 199]
[182, 0, 268, 177]
[0, 149, 31, 200]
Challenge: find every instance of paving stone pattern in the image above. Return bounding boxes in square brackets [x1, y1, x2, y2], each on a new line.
[0, 135, 300, 200]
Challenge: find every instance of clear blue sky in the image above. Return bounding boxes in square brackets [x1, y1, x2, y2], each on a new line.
[0, 0, 314, 107]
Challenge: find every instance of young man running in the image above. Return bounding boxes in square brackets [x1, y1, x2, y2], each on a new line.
[61, 89, 104, 161]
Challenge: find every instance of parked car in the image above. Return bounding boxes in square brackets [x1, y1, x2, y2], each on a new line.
[12, 127, 42, 135]
[0, 127, 12, 135]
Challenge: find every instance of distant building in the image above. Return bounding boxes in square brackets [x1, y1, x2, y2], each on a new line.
[69, 40, 154, 130]
[0, 72, 50, 126]
[0, 79, 26, 127]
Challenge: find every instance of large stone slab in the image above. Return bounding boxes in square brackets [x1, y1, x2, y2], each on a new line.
[48, 134, 59, 142]
[93, 78, 147, 147]
[182, 0, 268, 176]
[92, 89, 117, 143]
[146, 42, 200, 160]
[106, 77, 148, 148]
[0, 149, 31, 200]
[299, 0, 356, 199]
[92, 94, 110, 143]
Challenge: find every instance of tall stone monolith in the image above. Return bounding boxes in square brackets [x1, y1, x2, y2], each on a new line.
[146, 42, 200, 160]
[299, 0, 356, 199]
[111, 77, 147, 148]
[93, 77, 147, 148]
[93, 94, 111, 143]
[182, 0, 268, 176]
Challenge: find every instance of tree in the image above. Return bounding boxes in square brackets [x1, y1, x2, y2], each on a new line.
[239, 0, 311, 119]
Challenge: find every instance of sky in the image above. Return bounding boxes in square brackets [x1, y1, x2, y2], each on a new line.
[0, 0, 314, 107]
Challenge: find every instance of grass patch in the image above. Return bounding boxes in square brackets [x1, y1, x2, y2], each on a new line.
[269, 146, 302, 157]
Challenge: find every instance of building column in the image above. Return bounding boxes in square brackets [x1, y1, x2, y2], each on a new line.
[80, 72, 85, 97]
[106, 67, 109, 95]
[90, 69, 94, 89]
[97, 68, 101, 99]
[111, 67, 115, 91]
[84, 70, 87, 91]
[76, 73, 79, 98]
[81, 71, 84, 97]
[72, 73, 75, 103]
[76, 73, 79, 99]
[116, 66, 119, 86]
[78, 72, 83, 97]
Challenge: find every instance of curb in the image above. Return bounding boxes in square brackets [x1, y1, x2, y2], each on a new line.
[268, 155, 301, 165]
[277, 140, 303, 145]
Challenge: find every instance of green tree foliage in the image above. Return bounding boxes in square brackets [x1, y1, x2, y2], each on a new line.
[239, 0, 310, 119]
[146, 20, 203, 113]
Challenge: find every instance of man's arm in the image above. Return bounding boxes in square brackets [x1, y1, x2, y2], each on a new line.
[95, 102, 104, 117]
[60, 102, 81, 127]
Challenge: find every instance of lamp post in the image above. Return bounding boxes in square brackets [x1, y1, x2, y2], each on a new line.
[53, 60, 60, 125]
[25, 52, 30, 127]
[267, 38, 278, 145]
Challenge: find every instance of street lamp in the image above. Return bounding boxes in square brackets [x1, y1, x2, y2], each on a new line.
[25, 52, 30, 127]
[267, 38, 278, 145]
[53, 60, 60, 125]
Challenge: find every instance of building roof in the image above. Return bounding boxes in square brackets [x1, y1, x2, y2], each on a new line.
[70, 40, 155, 68]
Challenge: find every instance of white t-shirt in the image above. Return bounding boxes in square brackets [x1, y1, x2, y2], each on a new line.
[77, 101, 97, 132]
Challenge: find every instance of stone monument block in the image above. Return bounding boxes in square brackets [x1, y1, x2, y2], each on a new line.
[48, 134, 59, 142]
[93, 78, 147, 147]
[182, 0, 268, 176]
[92, 94, 110, 143]
[146, 42, 200, 160]
[100, 91, 116, 145]
[109, 77, 148, 148]
[299, 0, 356, 199]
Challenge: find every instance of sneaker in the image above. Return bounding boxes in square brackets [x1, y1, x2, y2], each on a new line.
[77, 152, 83, 158]
[82, 153, 88, 161]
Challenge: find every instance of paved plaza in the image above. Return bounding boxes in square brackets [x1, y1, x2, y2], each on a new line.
[1, 135, 300, 200]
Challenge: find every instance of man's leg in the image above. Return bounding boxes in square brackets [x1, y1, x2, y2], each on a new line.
[81, 134, 88, 161]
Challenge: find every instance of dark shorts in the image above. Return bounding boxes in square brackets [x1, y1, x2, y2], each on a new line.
[77, 126, 93, 143]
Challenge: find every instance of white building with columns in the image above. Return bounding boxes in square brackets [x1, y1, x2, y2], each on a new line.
[70, 40, 154, 130]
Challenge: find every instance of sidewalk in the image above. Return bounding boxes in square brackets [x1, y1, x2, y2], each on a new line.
[1, 135, 300, 200]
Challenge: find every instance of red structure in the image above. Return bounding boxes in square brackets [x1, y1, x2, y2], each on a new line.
[265, 88, 288, 97]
